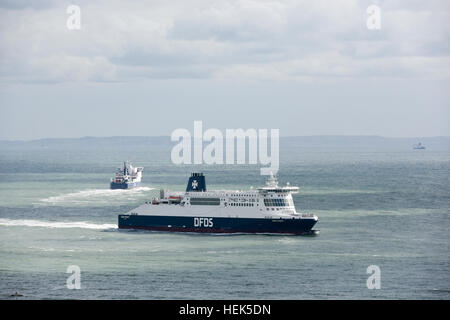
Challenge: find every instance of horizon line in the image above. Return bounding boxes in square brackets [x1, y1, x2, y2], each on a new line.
[1, 134, 450, 143]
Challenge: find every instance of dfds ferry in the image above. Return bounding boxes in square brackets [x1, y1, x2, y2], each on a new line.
[110, 161, 143, 189]
[118, 173, 319, 235]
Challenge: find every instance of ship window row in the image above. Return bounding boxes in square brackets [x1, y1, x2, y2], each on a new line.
[190, 198, 221, 206]
[264, 189, 288, 193]
[230, 194, 257, 197]
[229, 198, 256, 202]
[230, 203, 254, 207]
[264, 198, 291, 207]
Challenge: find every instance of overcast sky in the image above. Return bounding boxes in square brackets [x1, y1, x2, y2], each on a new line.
[0, 0, 449, 140]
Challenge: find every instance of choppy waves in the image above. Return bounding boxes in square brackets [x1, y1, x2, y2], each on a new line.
[0, 218, 117, 230]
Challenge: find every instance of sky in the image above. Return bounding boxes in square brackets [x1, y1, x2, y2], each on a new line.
[0, 0, 449, 140]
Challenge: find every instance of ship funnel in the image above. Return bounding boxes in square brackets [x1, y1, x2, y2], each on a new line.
[186, 173, 206, 192]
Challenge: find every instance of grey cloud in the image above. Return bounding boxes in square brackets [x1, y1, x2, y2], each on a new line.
[0, 0, 54, 10]
[0, 0, 449, 82]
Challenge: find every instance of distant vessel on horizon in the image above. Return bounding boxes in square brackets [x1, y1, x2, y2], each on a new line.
[110, 161, 143, 189]
[413, 142, 426, 150]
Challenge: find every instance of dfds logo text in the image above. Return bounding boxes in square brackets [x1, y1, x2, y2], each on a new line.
[194, 218, 213, 227]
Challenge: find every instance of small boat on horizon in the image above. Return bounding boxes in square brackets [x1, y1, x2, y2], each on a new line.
[413, 142, 426, 150]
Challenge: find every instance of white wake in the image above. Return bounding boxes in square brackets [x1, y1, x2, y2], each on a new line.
[0, 218, 117, 230]
[39, 187, 153, 206]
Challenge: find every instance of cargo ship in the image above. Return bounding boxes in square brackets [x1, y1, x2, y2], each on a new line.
[118, 173, 319, 235]
[110, 161, 143, 189]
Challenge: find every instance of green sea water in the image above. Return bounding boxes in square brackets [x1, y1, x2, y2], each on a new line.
[0, 137, 449, 299]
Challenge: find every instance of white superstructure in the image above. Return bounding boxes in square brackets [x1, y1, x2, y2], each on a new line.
[111, 161, 143, 184]
[127, 173, 317, 221]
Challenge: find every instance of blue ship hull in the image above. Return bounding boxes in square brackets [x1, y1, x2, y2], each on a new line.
[118, 214, 318, 235]
[110, 181, 141, 189]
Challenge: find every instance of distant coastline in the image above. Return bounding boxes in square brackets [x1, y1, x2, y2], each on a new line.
[1, 135, 449, 152]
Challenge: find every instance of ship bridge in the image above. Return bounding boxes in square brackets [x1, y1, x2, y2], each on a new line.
[257, 173, 299, 194]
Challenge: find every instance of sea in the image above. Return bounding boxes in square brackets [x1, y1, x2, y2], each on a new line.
[0, 136, 449, 299]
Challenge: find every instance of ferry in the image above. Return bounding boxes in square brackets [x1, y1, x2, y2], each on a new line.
[110, 161, 144, 189]
[118, 172, 319, 235]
